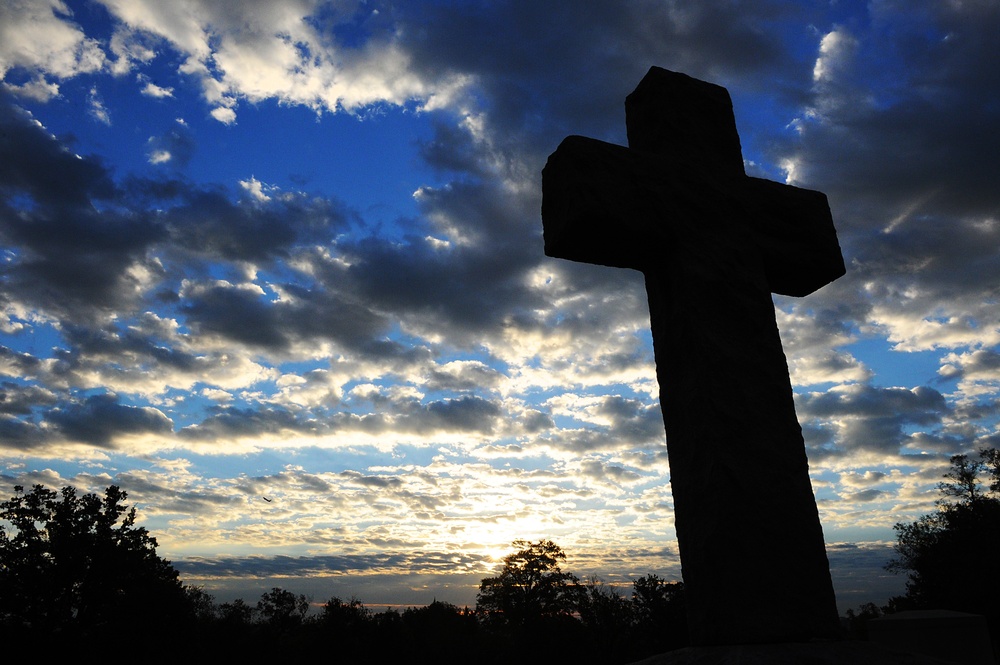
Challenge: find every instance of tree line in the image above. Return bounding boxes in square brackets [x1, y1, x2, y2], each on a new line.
[2, 448, 997, 661]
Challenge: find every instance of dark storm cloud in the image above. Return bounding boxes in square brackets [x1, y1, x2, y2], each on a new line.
[517, 409, 554, 434]
[595, 396, 665, 442]
[952, 397, 1000, 424]
[161, 186, 352, 263]
[580, 459, 642, 484]
[3, 206, 164, 316]
[541, 424, 662, 455]
[421, 395, 501, 433]
[342, 233, 520, 335]
[339, 2, 826, 350]
[341, 470, 403, 489]
[344, 183, 540, 317]
[178, 393, 503, 442]
[774, 4, 1000, 333]
[235, 469, 334, 497]
[939, 349, 1000, 383]
[58, 322, 200, 372]
[424, 361, 503, 393]
[0, 92, 355, 327]
[531, 395, 665, 454]
[335, 114, 652, 354]
[179, 278, 390, 353]
[0, 94, 115, 208]
[802, 385, 946, 421]
[797, 385, 949, 454]
[175, 550, 493, 578]
[0, 346, 44, 379]
[0, 357, 58, 452]
[851, 214, 1000, 303]
[110, 472, 240, 514]
[790, 2, 1000, 221]
[180, 405, 305, 441]
[0, 382, 57, 414]
[417, 119, 489, 178]
[46, 393, 173, 446]
[847, 488, 886, 503]
[0, 415, 48, 450]
[179, 282, 292, 349]
[330, 394, 504, 437]
[399, 0, 807, 152]
[818, 100, 1000, 221]
[0, 97, 165, 318]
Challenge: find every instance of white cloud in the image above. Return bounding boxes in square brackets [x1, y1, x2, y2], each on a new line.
[0, 0, 106, 79]
[938, 349, 1000, 401]
[96, 0, 470, 118]
[210, 106, 237, 124]
[87, 86, 111, 125]
[867, 300, 1000, 353]
[141, 81, 174, 98]
[109, 26, 156, 75]
[239, 176, 272, 202]
[813, 29, 858, 83]
[271, 368, 351, 408]
[3, 77, 60, 101]
[148, 149, 171, 164]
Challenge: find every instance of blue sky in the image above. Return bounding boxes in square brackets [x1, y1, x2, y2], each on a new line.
[1, 0, 998, 613]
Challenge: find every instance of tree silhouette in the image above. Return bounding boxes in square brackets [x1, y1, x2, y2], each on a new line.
[0, 484, 192, 637]
[631, 574, 688, 652]
[401, 600, 480, 660]
[319, 595, 370, 630]
[256, 587, 310, 627]
[887, 448, 1000, 642]
[218, 598, 257, 626]
[476, 539, 585, 627]
[843, 601, 884, 640]
[578, 577, 635, 656]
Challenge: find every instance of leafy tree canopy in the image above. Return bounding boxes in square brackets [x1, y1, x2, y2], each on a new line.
[256, 587, 310, 627]
[631, 574, 688, 652]
[887, 448, 1000, 630]
[0, 483, 191, 634]
[476, 539, 585, 627]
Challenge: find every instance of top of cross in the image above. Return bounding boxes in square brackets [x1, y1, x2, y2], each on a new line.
[541, 66, 846, 298]
[626, 67, 746, 179]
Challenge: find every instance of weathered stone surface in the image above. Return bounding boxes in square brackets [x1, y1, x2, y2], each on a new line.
[628, 641, 966, 665]
[541, 66, 845, 646]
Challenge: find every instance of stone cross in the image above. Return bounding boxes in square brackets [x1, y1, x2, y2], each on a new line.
[541, 67, 845, 646]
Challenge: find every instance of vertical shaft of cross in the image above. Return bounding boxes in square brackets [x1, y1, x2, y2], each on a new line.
[626, 69, 841, 645]
[642, 225, 840, 645]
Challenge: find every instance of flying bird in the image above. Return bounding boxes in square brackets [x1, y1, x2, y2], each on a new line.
[262, 496, 272, 502]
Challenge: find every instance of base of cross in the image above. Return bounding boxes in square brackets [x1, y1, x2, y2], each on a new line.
[627, 641, 964, 665]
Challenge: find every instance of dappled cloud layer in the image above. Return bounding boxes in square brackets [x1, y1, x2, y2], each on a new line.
[1, 0, 997, 607]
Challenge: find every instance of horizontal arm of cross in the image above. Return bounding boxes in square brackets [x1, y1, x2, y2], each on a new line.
[541, 135, 845, 297]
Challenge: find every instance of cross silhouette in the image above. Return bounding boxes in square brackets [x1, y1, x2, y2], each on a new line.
[542, 67, 845, 645]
